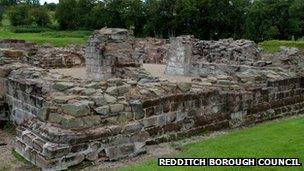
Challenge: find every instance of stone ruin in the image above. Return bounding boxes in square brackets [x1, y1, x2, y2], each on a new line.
[27, 45, 85, 68]
[135, 38, 168, 64]
[0, 39, 85, 69]
[165, 36, 263, 76]
[86, 28, 158, 82]
[0, 28, 304, 170]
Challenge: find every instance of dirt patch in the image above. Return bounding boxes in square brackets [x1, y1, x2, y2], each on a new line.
[51, 64, 194, 83]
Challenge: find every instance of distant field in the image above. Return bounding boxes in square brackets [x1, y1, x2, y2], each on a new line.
[120, 116, 304, 171]
[0, 14, 91, 47]
[260, 40, 304, 53]
[0, 30, 91, 47]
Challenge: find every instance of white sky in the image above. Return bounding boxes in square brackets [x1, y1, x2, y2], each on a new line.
[40, 0, 59, 4]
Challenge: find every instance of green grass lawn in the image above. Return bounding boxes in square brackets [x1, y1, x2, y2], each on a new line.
[120, 116, 304, 171]
[260, 40, 304, 53]
[0, 30, 91, 47]
[0, 14, 91, 47]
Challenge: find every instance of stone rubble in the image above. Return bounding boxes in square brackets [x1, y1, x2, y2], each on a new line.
[0, 39, 85, 69]
[26, 44, 86, 68]
[135, 38, 168, 64]
[166, 36, 266, 77]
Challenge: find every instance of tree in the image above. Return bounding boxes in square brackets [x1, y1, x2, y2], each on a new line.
[123, 0, 146, 36]
[7, 5, 31, 26]
[245, 0, 295, 42]
[56, 0, 96, 30]
[0, 0, 19, 6]
[289, 0, 304, 39]
[29, 7, 51, 27]
[104, 0, 128, 28]
[0, 0, 19, 22]
[7, 4, 51, 27]
[20, 0, 40, 5]
[44, 2, 57, 11]
[87, 1, 108, 29]
[144, 0, 178, 38]
[0, 10, 3, 24]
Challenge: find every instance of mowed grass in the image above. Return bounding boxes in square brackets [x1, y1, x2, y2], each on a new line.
[260, 40, 304, 53]
[0, 13, 91, 47]
[0, 30, 91, 47]
[120, 116, 304, 171]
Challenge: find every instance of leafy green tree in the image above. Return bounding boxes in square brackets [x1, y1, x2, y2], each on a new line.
[87, 1, 108, 29]
[104, 0, 128, 28]
[29, 7, 51, 26]
[7, 4, 51, 27]
[245, 0, 295, 42]
[44, 2, 58, 11]
[144, 0, 178, 38]
[0, 10, 3, 24]
[7, 5, 31, 26]
[289, 0, 304, 39]
[56, 0, 96, 30]
[0, 0, 19, 6]
[20, 0, 40, 5]
[123, 0, 146, 36]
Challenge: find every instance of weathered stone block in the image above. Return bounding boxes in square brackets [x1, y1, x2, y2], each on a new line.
[92, 95, 107, 106]
[53, 82, 74, 91]
[106, 86, 119, 95]
[119, 143, 134, 156]
[177, 82, 192, 92]
[82, 115, 101, 126]
[123, 121, 142, 134]
[110, 104, 124, 114]
[104, 94, 117, 103]
[43, 143, 69, 159]
[117, 112, 133, 123]
[33, 138, 46, 153]
[95, 105, 109, 115]
[61, 101, 91, 116]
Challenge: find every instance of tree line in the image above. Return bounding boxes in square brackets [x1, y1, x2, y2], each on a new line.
[1, 0, 304, 42]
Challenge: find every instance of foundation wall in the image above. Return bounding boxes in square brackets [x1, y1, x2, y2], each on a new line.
[10, 74, 304, 170]
[165, 37, 262, 76]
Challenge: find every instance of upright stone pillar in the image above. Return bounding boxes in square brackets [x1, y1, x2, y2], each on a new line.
[165, 35, 194, 76]
[85, 28, 137, 81]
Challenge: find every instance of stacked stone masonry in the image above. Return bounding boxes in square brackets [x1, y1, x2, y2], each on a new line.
[0, 62, 303, 170]
[165, 36, 264, 76]
[26, 45, 86, 68]
[0, 39, 85, 69]
[1, 29, 304, 170]
[134, 38, 168, 64]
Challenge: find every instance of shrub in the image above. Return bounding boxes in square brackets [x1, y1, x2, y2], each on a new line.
[28, 7, 51, 27]
[0, 11, 3, 25]
[7, 5, 51, 27]
[7, 5, 31, 26]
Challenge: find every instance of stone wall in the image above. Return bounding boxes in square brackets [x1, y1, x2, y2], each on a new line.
[0, 39, 85, 69]
[165, 36, 263, 76]
[135, 38, 168, 64]
[0, 61, 302, 170]
[86, 28, 138, 80]
[12, 75, 304, 170]
[26, 45, 85, 69]
[0, 39, 38, 56]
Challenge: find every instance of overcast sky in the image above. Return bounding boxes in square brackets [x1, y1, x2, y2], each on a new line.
[40, 0, 59, 4]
